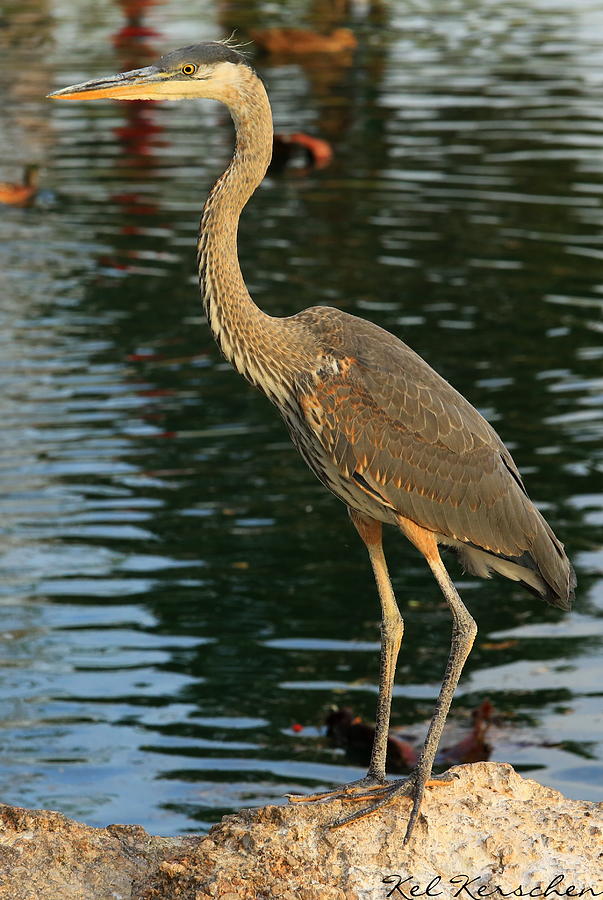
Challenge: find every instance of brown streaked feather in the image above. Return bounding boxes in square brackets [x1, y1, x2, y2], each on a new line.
[292, 306, 575, 609]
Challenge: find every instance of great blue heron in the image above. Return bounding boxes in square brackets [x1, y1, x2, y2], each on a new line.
[49, 41, 575, 843]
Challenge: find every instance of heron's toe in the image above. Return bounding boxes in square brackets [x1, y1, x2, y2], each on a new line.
[286, 773, 388, 805]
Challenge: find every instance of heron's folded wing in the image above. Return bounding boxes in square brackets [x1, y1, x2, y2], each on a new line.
[296, 311, 538, 558]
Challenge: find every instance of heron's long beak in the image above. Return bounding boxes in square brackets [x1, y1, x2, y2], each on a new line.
[47, 65, 168, 101]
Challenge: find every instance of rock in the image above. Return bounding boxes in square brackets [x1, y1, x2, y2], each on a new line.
[0, 763, 600, 900]
[0, 806, 182, 900]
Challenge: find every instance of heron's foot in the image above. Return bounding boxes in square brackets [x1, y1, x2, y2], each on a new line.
[329, 769, 455, 843]
[286, 773, 388, 805]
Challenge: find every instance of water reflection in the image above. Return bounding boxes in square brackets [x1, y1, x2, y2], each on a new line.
[0, 0, 601, 833]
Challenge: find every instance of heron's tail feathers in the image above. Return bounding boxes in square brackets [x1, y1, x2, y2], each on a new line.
[452, 515, 575, 611]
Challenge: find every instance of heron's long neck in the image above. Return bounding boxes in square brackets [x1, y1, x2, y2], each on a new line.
[198, 70, 310, 401]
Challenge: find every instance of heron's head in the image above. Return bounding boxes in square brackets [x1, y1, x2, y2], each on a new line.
[47, 41, 254, 103]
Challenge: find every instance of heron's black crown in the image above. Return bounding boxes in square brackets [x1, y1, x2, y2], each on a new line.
[159, 42, 251, 72]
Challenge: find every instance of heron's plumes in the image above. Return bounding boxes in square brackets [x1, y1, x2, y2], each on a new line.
[217, 32, 254, 55]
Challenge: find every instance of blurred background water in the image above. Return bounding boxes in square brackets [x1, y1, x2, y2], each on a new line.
[0, 0, 601, 834]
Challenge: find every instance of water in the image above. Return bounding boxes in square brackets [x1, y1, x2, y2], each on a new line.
[0, 0, 601, 834]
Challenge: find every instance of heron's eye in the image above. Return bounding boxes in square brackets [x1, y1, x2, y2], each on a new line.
[181, 64, 197, 76]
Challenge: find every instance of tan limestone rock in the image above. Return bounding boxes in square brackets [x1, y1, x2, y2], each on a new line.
[0, 763, 600, 900]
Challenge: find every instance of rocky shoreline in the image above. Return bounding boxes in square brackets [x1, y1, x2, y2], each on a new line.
[0, 762, 600, 900]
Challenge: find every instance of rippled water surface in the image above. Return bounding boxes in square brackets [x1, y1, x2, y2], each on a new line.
[0, 0, 602, 833]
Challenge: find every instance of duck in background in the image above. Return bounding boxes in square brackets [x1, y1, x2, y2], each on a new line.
[0, 164, 39, 207]
[270, 132, 333, 174]
[250, 27, 357, 56]
[325, 701, 494, 772]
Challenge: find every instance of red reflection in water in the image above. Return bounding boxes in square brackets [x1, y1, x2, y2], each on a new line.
[106, 0, 167, 255]
[112, 0, 164, 63]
